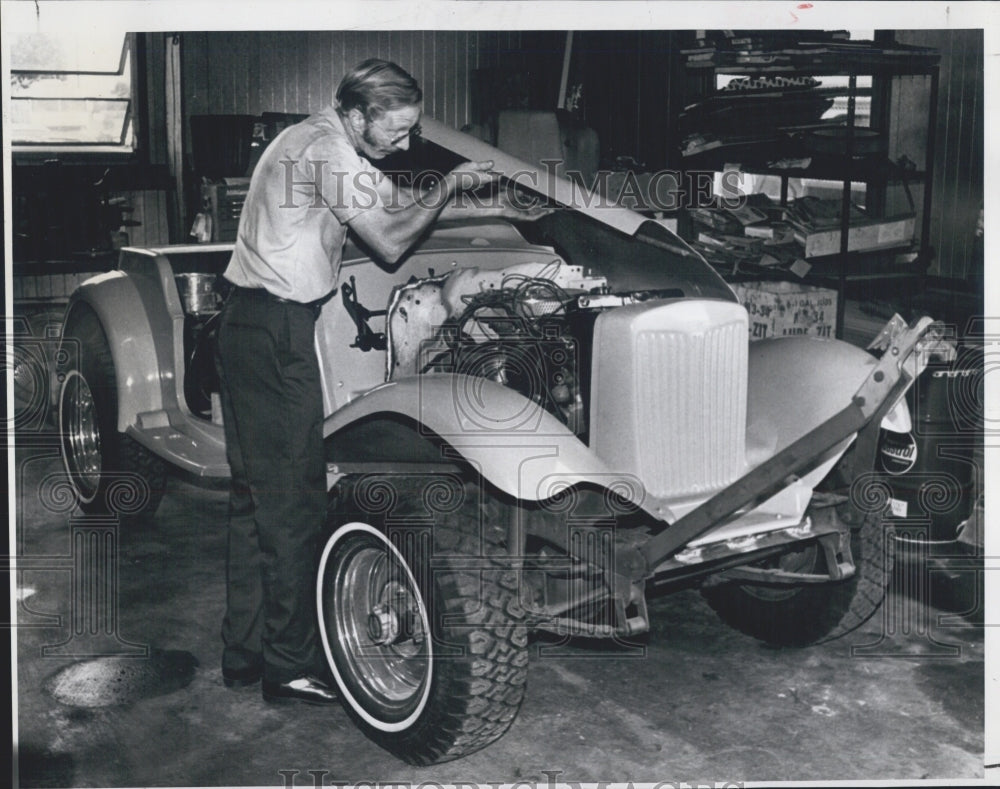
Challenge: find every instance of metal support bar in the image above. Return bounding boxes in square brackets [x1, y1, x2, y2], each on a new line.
[921, 66, 939, 258]
[638, 402, 868, 575]
[835, 72, 858, 340]
[712, 564, 854, 586]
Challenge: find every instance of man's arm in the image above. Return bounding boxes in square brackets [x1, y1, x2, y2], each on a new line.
[437, 187, 554, 223]
[348, 161, 496, 264]
[383, 173, 552, 223]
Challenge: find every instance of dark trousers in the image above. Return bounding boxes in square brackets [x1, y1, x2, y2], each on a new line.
[215, 288, 327, 683]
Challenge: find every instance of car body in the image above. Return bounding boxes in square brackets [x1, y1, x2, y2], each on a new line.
[55, 117, 939, 765]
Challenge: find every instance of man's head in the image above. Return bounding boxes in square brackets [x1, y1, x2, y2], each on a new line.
[336, 59, 422, 160]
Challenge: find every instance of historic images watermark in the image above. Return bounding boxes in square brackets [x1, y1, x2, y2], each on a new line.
[277, 771, 744, 789]
[846, 316, 991, 657]
[7, 322, 148, 658]
[277, 158, 747, 213]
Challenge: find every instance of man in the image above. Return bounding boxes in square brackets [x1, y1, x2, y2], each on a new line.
[216, 59, 547, 704]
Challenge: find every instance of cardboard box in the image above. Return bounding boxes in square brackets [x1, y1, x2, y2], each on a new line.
[794, 214, 915, 258]
[732, 281, 837, 341]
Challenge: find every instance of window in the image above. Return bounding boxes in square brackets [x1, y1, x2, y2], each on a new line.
[10, 30, 135, 153]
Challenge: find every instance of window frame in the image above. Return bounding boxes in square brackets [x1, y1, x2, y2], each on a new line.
[11, 32, 149, 164]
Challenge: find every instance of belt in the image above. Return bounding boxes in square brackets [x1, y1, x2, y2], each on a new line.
[228, 285, 325, 318]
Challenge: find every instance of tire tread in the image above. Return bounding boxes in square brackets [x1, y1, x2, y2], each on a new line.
[701, 505, 892, 647]
[330, 476, 528, 766]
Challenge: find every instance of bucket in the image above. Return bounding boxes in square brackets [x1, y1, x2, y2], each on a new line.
[878, 351, 980, 541]
[175, 273, 221, 316]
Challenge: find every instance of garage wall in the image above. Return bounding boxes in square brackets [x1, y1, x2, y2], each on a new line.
[573, 30, 682, 171]
[174, 30, 566, 233]
[894, 29, 984, 282]
[180, 31, 543, 130]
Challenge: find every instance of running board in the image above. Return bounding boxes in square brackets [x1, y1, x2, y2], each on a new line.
[127, 410, 229, 477]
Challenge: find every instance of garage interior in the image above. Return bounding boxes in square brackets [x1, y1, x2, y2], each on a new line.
[8, 18, 989, 787]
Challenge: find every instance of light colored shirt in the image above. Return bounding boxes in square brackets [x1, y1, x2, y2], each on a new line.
[224, 106, 384, 303]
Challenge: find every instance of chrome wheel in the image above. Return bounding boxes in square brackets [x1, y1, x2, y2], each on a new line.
[59, 369, 102, 503]
[56, 306, 168, 521]
[318, 523, 432, 732]
[321, 475, 528, 764]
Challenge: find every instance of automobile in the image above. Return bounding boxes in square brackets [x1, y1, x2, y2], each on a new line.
[54, 117, 942, 765]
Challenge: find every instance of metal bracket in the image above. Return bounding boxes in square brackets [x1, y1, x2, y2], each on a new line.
[711, 530, 855, 586]
[619, 582, 650, 635]
[816, 529, 854, 581]
[341, 275, 387, 352]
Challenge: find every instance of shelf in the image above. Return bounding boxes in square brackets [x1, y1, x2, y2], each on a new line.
[677, 34, 939, 340]
[683, 147, 925, 186]
[13, 256, 118, 274]
[684, 41, 940, 77]
[804, 253, 930, 283]
[684, 85, 873, 111]
[720, 250, 929, 289]
[696, 61, 939, 78]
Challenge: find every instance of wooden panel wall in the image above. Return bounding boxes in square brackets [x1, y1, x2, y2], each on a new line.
[895, 30, 984, 281]
[13, 187, 171, 304]
[180, 31, 534, 132]
[121, 189, 173, 246]
[574, 31, 680, 171]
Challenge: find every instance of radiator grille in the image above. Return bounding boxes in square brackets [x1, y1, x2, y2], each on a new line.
[633, 319, 747, 498]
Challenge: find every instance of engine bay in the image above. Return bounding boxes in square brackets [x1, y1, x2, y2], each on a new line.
[383, 262, 683, 436]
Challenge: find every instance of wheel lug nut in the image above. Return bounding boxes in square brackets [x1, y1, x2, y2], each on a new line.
[367, 604, 399, 646]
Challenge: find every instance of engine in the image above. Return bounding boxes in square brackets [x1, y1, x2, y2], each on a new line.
[385, 262, 683, 439]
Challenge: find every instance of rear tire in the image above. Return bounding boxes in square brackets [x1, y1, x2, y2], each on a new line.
[701, 500, 892, 646]
[58, 306, 167, 523]
[318, 473, 528, 765]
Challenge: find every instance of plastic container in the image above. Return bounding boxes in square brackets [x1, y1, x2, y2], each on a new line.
[878, 352, 979, 541]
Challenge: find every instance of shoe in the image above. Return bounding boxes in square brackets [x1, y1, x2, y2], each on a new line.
[222, 665, 262, 688]
[262, 675, 338, 706]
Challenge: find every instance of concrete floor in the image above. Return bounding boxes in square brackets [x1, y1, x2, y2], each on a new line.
[13, 442, 986, 786]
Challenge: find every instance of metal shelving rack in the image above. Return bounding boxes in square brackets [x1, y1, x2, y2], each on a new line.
[678, 35, 940, 338]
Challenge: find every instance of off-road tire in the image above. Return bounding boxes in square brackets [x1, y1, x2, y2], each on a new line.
[701, 501, 892, 646]
[318, 474, 529, 765]
[58, 305, 167, 523]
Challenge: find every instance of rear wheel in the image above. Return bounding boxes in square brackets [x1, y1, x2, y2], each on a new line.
[701, 500, 892, 646]
[58, 306, 167, 522]
[318, 474, 528, 765]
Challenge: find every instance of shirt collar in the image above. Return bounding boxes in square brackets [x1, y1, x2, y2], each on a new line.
[322, 105, 366, 158]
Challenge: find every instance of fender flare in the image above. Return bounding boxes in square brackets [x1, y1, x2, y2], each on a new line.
[745, 336, 911, 468]
[323, 374, 640, 506]
[59, 259, 179, 432]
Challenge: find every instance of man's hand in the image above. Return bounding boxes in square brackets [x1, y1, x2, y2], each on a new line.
[495, 187, 557, 222]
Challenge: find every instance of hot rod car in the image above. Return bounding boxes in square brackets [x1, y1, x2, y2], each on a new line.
[55, 118, 941, 765]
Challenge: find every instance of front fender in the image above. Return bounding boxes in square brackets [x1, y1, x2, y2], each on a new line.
[745, 336, 909, 468]
[324, 374, 634, 506]
[60, 252, 179, 432]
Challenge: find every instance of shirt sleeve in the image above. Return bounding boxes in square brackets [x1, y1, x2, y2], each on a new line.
[310, 134, 385, 224]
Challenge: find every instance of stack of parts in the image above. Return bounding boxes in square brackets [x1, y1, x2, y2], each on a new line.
[689, 194, 917, 277]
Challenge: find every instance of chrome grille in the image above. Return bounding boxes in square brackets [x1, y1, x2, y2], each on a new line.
[590, 300, 748, 501]
[634, 320, 747, 497]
